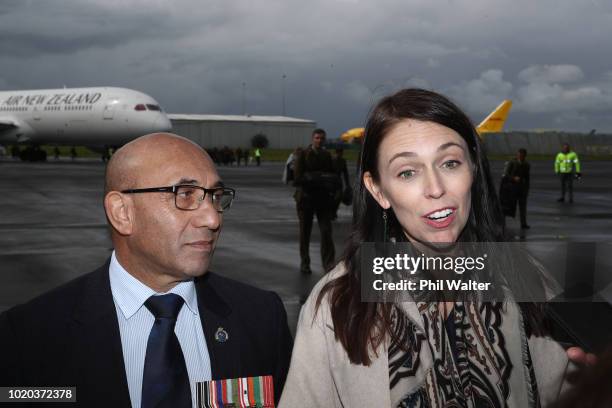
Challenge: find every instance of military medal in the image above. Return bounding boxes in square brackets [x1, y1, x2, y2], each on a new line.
[197, 375, 275, 408]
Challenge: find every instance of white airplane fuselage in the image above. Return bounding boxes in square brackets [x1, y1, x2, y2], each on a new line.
[0, 87, 172, 146]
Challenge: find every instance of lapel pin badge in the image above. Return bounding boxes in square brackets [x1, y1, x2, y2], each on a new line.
[215, 327, 229, 343]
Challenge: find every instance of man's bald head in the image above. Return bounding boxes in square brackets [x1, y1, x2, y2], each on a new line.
[104, 133, 209, 194]
[103, 132, 223, 292]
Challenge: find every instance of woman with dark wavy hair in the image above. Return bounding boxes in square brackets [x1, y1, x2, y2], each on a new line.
[279, 89, 575, 407]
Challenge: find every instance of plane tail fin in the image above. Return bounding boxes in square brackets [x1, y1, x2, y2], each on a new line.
[340, 127, 365, 142]
[476, 100, 512, 135]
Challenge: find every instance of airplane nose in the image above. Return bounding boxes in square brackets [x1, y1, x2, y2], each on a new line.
[154, 115, 173, 132]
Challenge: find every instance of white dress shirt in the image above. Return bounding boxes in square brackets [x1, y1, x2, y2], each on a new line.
[109, 251, 211, 408]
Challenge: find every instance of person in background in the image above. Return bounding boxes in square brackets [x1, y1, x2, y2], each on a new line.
[255, 147, 262, 166]
[207, 147, 218, 165]
[555, 143, 581, 203]
[282, 147, 302, 185]
[235, 147, 243, 166]
[242, 148, 250, 166]
[11, 144, 20, 158]
[293, 128, 337, 274]
[503, 147, 531, 229]
[221, 146, 233, 166]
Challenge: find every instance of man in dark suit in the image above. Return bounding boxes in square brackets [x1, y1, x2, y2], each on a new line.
[0, 133, 292, 407]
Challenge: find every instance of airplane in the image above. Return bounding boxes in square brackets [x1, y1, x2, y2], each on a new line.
[475, 100, 512, 135]
[0, 87, 172, 161]
[339, 99, 513, 142]
[340, 127, 365, 143]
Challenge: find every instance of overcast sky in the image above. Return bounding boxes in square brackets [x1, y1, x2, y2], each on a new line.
[2, 0, 612, 137]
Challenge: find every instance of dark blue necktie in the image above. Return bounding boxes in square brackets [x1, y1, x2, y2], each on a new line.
[142, 294, 192, 408]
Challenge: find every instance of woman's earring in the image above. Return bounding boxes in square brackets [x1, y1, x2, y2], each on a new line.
[382, 209, 388, 243]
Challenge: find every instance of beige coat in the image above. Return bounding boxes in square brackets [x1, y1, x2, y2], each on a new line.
[279, 265, 573, 408]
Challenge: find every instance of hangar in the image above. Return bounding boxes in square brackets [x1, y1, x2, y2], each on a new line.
[483, 131, 612, 156]
[168, 114, 316, 149]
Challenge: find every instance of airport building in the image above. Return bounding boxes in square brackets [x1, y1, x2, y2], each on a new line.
[483, 131, 612, 156]
[168, 114, 316, 149]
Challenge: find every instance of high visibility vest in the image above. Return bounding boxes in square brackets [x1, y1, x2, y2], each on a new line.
[555, 151, 581, 174]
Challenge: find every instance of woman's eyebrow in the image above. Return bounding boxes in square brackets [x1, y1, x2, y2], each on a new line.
[389, 151, 417, 164]
[388, 142, 465, 164]
[437, 142, 465, 152]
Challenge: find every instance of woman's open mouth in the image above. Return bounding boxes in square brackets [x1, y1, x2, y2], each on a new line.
[422, 207, 456, 229]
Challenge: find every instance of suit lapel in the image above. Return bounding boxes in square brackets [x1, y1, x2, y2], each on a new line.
[71, 261, 132, 406]
[195, 272, 242, 380]
[67, 265, 243, 402]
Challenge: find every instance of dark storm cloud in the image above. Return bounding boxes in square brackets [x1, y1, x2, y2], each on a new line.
[0, 0, 200, 56]
[2, 0, 612, 135]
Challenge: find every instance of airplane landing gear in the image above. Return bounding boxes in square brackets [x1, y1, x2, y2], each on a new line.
[19, 145, 47, 162]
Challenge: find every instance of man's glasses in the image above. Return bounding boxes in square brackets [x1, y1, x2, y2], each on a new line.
[121, 185, 235, 212]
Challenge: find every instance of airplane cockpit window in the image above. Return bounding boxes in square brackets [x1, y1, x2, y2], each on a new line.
[134, 103, 162, 111]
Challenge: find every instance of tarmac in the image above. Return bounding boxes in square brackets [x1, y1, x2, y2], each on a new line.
[0, 157, 611, 335]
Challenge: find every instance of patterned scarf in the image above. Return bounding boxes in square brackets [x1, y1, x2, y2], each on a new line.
[389, 302, 540, 408]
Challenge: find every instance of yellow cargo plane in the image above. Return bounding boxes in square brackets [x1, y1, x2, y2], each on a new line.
[340, 127, 365, 142]
[340, 99, 512, 142]
[475, 100, 512, 135]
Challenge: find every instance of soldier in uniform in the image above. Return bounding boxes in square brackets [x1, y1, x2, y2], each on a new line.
[555, 143, 581, 203]
[293, 129, 338, 274]
[503, 148, 531, 229]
